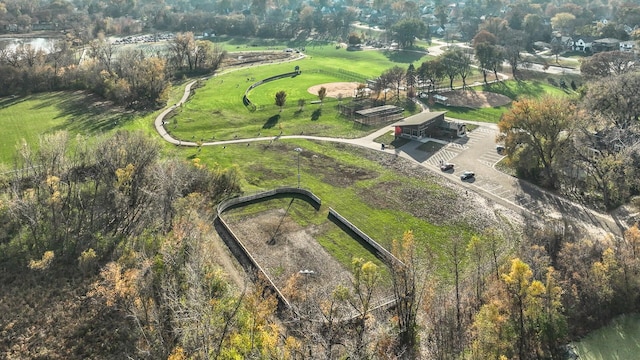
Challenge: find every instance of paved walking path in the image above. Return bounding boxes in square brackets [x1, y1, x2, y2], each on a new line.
[153, 58, 625, 238]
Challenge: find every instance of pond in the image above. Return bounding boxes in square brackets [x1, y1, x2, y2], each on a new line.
[0, 37, 59, 52]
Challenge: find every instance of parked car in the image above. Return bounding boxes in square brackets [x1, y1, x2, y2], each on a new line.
[496, 145, 505, 154]
[440, 162, 454, 171]
[460, 171, 475, 180]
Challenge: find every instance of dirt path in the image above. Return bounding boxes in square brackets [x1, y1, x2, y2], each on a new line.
[211, 231, 247, 289]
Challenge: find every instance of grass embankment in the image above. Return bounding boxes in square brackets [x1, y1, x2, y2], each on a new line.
[521, 52, 582, 69]
[429, 78, 578, 122]
[188, 138, 480, 277]
[572, 314, 640, 360]
[0, 81, 194, 163]
[0, 92, 125, 163]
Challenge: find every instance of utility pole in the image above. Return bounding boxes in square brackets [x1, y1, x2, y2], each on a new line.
[294, 147, 302, 188]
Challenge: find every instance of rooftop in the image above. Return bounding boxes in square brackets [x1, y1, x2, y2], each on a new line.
[395, 111, 446, 126]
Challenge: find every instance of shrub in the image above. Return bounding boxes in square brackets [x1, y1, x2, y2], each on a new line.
[78, 248, 98, 276]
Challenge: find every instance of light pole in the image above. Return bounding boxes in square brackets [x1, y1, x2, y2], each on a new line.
[294, 147, 302, 188]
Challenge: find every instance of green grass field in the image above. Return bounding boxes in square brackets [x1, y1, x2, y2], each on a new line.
[0, 92, 128, 162]
[0, 81, 194, 163]
[427, 79, 577, 123]
[572, 314, 640, 360]
[167, 45, 428, 141]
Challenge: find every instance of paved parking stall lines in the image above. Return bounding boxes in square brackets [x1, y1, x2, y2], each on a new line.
[447, 142, 468, 150]
[426, 149, 461, 167]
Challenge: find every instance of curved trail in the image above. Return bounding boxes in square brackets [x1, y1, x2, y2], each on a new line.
[153, 54, 625, 239]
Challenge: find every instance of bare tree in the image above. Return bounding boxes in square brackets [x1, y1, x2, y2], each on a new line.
[390, 230, 432, 357]
[89, 33, 115, 74]
[384, 66, 406, 100]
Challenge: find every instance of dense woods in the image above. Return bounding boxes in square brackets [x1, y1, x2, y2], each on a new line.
[496, 72, 640, 210]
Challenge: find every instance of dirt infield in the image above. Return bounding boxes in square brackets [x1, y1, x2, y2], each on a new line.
[307, 82, 361, 98]
[225, 207, 355, 303]
[436, 90, 512, 108]
[308, 82, 511, 108]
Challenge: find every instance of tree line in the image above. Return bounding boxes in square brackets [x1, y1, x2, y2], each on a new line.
[0, 31, 225, 109]
[0, 130, 241, 268]
[497, 62, 640, 210]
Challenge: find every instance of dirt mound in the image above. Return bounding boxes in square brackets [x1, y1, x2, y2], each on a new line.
[307, 82, 361, 98]
[438, 90, 511, 108]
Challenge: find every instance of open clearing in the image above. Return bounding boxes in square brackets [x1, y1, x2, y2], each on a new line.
[438, 90, 512, 108]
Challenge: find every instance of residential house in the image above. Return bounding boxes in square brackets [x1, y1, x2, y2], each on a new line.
[573, 36, 594, 52]
[430, 25, 446, 36]
[592, 38, 620, 53]
[620, 40, 636, 52]
[550, 35, 573, 50]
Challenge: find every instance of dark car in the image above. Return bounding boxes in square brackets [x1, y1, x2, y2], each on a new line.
[440, 162, 455, 171]
[460, 171, 475, 180]
[496, 145, 505, 154]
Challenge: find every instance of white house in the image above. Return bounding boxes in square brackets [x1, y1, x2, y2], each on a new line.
[573, 37, 594, 52]
[620, 40, 636, 52]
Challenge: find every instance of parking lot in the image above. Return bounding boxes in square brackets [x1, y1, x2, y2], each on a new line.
[398, 123, 550, 215]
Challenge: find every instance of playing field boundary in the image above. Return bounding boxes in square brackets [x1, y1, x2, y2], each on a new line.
[214, 187, 403, 318]
[243, 70, 302, 111]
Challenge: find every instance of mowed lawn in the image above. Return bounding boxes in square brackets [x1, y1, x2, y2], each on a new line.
[428, 78, 577, 123]
[167, 44, 430, 141]
[0, 92, 124, 162]
[572, 314, 640, 360]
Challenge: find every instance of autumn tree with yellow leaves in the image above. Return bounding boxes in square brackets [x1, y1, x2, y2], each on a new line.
[471, 258, 566, 360]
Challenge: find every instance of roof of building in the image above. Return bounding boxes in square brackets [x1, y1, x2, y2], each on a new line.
[356, 105, 402, 117]
[395, 111, 446, 126]
[573, 36, 595, 42]
[593, 37, 620, 44]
